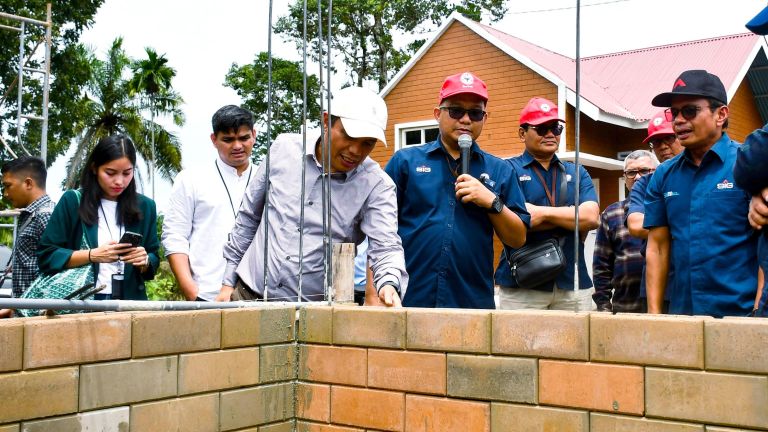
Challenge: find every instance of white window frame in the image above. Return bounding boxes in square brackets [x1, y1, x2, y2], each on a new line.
[394, 119, 439, 151]
[618, 177, 626, 201]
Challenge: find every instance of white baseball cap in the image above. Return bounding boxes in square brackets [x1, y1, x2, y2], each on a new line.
[329, 87, 388, 146]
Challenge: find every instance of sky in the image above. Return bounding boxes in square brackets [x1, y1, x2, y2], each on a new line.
[43, 0, 768, 211]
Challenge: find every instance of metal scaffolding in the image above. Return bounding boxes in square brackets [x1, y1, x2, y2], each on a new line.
[0, 3, 53, 162]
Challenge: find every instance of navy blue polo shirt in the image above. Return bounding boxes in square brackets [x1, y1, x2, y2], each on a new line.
[734, 124, 768, 316]
[385, 138, 530, 309]
[644, 133, 758, 317]
[626, 172, 673, 302]
[494, 150, 598, 291]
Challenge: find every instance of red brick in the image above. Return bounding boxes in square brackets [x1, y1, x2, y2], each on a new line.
[299, 345, 367, 386]
[333, 307, 405, 349]
[296, 422, 363, 432]
[297, 382, 330, 422]
[368, 349, 445, 395]
[330, 386, 404, 431]
[539, 360, 643, 415]
[406, 309, 490, 353]
[405, 394, 489, 432]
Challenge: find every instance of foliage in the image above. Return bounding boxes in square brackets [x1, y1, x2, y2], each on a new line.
[225, 52, 321, 161]
[145, 261, 184, 301]
[274, 0, 508, 90]
[145, 214, 183, 301]
[62, 38, 184, 189]
[0, 0, 105, 165]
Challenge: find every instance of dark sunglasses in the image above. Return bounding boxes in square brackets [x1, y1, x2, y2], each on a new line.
[439, 106, 486, 122]
[649, 135, 676, 149]
[525, 123, 564, 136]
[623, 168, 654, 179]
[664, 105, 703, 121]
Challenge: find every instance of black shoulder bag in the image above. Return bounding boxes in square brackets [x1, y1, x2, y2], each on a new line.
[506, 162, 567, 290]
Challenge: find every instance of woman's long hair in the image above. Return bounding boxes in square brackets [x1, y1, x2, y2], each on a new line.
[78, 134, 142, 226]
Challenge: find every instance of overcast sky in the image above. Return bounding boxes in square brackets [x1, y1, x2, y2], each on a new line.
[44, 0, 768, 211]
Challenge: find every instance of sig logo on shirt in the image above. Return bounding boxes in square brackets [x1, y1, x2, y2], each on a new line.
[716, 179, 734, 190]
[664, 191, 679, 198]
[519, 174, 532, 182]
[416, 165, 431, 173]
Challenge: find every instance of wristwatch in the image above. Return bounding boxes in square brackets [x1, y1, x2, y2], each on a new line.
[488, 195, 503, 214]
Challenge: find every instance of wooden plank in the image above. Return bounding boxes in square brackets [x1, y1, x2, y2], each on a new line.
[332, 243, 355, 304]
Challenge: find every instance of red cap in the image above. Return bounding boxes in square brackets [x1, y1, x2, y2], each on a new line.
[643, 110, 675, 144]
[519, 97, 564, 126]
[439, 72, 488, 103]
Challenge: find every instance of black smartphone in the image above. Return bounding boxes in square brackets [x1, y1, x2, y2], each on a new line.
[119, 231, 143, 247]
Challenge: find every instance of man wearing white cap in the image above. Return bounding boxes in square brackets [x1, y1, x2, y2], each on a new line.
[217, 87, 407, 306]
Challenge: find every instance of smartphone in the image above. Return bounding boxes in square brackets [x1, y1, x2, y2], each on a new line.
[119, 231, 143, 247]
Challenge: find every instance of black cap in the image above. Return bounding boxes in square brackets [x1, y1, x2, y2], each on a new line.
[747, 5, 768, 35]
[651, 70, 727, 107]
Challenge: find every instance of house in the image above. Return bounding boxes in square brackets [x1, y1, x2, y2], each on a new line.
[373, 12, 767, 210]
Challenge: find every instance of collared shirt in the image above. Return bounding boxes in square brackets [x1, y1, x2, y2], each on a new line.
[11, 195, 54, 297]
[495, 150, 599, 291]
[734, 123, 768, 316]
[644, 133, 758, 317]
[592, 199, 645, 312]
[626, 173, 674, 302]
[385, 138, 530, 309]
[163, 158, 253, 301]
[222, 133, 407, 302]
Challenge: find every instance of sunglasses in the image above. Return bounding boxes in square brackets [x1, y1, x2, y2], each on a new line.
[624, 168, 654, 179]
[525, 123, 564, 136]
[649, 135, 676, 149]
[664, 105, 703, 121]
[439, 106, 486, 122]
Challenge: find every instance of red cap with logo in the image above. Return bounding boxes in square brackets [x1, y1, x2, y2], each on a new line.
[519, 97, 565, 126]
[439, 72, 488, 103]
[643, 110, 675, 144]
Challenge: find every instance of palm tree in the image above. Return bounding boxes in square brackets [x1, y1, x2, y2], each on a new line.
[129, 48, 183, 198]
[64, 38, 183, 189]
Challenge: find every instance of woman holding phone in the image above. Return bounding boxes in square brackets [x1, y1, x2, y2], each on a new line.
[38, 134, 159, 300]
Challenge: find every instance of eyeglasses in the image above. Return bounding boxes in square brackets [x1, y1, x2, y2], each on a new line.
[664, 105, 703, 121]
[649, 135, 676, 149]
[623, 168, 655, 179]
[525, 123, 564, 136]
[438, 106, 486, 122]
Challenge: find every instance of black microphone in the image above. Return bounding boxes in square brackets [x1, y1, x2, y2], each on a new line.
[458, 134, 472, 175]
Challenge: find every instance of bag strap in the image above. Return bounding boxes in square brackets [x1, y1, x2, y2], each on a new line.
[556, 161, 568, 207]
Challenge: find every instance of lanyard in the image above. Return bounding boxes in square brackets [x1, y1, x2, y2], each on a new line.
[531, 165, 558, 207]
[99, 202, 123, 241]
[215, 160, 253, 219]
[99, 202, 124, 273]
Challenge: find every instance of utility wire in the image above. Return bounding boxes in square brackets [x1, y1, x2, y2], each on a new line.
[507, 0, 629, 15]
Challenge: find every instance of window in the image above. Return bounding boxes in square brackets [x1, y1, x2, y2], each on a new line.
[394, 120, 439, 150]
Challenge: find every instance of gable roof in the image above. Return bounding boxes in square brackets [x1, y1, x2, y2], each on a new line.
[382, 12, 767, 128]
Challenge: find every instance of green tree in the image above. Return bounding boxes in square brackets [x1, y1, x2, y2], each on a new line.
[274, 0, 508, 91]
[224, 52, 321, 161]
[0, 0, 105, 165]
[63, 38, 183, 189]
[129, 47, 185, 198]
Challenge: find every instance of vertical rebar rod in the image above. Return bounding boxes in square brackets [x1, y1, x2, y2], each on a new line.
[40, 3, 51, 163]
[16, 22, 25, 147]
[324, 0, 334, 305]
[262, 0, 274, 301]
[297, 0, 309, 302]
[573, 0, 582, 310]
[316, 0, 327, 303]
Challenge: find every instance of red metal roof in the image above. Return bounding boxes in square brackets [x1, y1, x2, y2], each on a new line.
[479, 23, 760, 121]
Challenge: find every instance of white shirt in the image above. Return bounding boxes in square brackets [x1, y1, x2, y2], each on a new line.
[162, 158, 253, 300]
[96, 199, 122, 294]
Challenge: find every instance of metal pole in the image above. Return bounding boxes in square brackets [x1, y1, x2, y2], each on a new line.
[297, 0, 309, 302]
[262, 0, 274, 301]
[317, 0, 327, 304]
[40, 2, 51, 163]
[324, 0, 333, 305]
[0, 298, 317, 312]
[0, 11, 49, 26]
[573, 0, 582, 309]
[16, 22, 25, 147]
[150, 106, 155, 199]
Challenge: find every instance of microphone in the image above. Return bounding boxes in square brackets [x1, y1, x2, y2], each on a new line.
[458, 134, 472, 175]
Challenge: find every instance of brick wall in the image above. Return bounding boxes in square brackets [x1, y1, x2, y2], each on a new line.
[2, 307, 767, 431]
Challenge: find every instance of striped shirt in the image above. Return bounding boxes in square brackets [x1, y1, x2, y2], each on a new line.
[592, 199, 646, 312]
